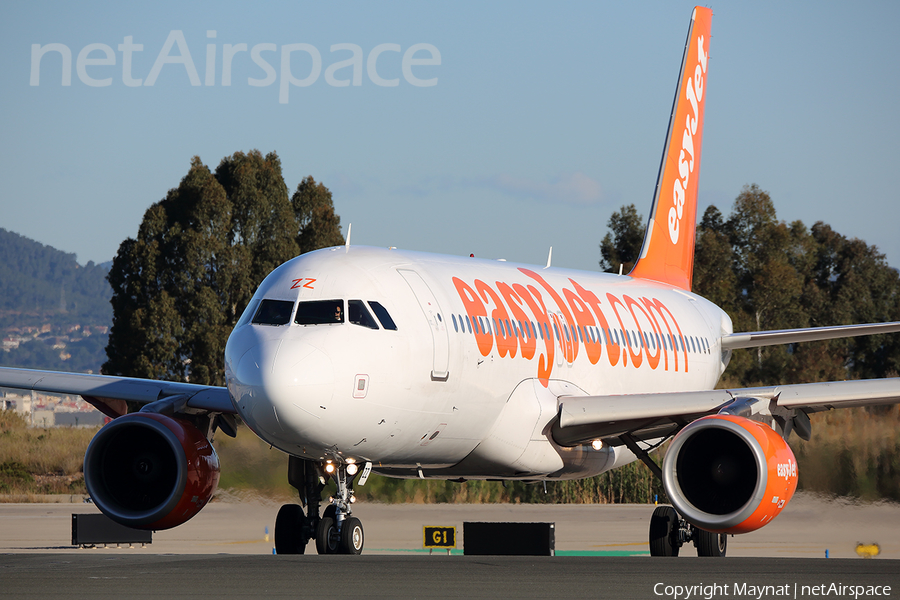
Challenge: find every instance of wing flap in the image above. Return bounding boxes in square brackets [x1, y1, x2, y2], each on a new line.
[769, 378, 900, 411]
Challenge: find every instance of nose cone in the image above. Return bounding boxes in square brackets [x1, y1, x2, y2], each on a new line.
[226, 328, 335, 446]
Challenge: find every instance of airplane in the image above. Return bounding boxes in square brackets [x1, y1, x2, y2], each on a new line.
[2, 6, 900, 557]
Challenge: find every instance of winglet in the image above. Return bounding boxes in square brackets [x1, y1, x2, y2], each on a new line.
[629, 7, 711, 291]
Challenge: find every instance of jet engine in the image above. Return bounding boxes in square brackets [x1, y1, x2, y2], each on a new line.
[83, 412, 220, 530]
[662, 414, 797, 534]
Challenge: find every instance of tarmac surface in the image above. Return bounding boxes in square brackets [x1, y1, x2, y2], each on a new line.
[2, 493, 899, 598]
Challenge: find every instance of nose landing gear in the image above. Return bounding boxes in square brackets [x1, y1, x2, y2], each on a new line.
[275, 456, 367, 555]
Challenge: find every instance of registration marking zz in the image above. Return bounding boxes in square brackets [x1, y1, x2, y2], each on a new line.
[291, 278, 317, 290]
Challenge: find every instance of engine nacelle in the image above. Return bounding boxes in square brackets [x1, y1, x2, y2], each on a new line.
[662, 414, 797, 534]
[84, 412, 220, 530]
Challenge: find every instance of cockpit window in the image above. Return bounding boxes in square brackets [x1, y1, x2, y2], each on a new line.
[368, 301, 397, 331]
[237, 299, 261, 327]
[349, 300, 379, 330]
[252, 299, 294, 326]
[295, 299, 344, 325]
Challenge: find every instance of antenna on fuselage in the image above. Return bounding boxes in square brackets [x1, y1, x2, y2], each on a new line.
[345, 223, 352, 252]
[545, 246, 552, 269]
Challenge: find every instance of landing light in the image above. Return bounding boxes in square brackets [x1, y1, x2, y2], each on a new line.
[324, 462, 336, 474]
[347, 463, 359, 476]
[591, 440, 604, 451]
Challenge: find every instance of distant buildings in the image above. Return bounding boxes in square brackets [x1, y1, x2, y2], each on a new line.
[0, 388, 107, 427]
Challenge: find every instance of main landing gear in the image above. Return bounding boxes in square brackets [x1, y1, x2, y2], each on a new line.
[649, 505, 727, 557]
[619, 434, 727, 557]
[275, 456, 366, 555]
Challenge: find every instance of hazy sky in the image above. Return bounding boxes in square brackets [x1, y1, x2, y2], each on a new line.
[2, 1, 898, 275]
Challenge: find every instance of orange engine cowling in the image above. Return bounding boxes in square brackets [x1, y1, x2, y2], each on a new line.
[84, 412, 220, 530]
[662, 414, 798, 534]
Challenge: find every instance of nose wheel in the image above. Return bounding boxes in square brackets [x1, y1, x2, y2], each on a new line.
[316, 461, 364, 554]
[275, 457, 367, 555]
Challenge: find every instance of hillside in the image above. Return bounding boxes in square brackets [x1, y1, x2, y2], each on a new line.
[0, 228, 111, 373]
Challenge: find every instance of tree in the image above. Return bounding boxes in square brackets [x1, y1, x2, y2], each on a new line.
[805, 222, 900, 379]
[686, 184, 900, 386]
[599, 204, 644, 274]
[104, 150, 343, 385]
[292, 176, 345, 254]
[693, 206, 737, 311]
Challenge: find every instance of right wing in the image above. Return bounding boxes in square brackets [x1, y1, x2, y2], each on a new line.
[721, 321, 900, 350]
[0, 366, 235, 419]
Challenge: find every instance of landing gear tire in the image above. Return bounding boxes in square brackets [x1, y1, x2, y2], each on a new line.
[274, 504, 306, 555]
[316, 516, 340, 554]
[695, 529, 727, 557]
[649, 506, 680, 556]
[340, 517, 364, 555]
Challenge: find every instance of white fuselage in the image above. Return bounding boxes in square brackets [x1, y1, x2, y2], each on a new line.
[224, 246, 732, 480]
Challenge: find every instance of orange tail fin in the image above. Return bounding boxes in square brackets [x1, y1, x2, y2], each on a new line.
[629, 7, 711, 291]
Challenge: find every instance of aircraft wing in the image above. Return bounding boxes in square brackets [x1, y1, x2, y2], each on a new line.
[552, 378, 900, 447]
[0, 366, 235, 418]
[721, 321, 900, 349]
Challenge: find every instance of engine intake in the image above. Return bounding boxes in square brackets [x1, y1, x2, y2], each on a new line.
[662, 415, 797, 534]
[84, 412, 220, 530]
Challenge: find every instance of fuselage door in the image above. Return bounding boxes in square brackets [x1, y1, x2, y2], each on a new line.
[398, 269, 450, 381]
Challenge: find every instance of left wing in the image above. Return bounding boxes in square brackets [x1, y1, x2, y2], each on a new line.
[0, 366, 234, 419]
[552, 378, 900, 447]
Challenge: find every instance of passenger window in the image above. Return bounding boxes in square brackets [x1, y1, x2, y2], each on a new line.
[349, 300, 379, 330]
[252, 299, 295, 326]
[368, 301, 398, 331]
[465, 315, 472, 334]
[452, 314, 459, 332]
[294, 299, 344, 325]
